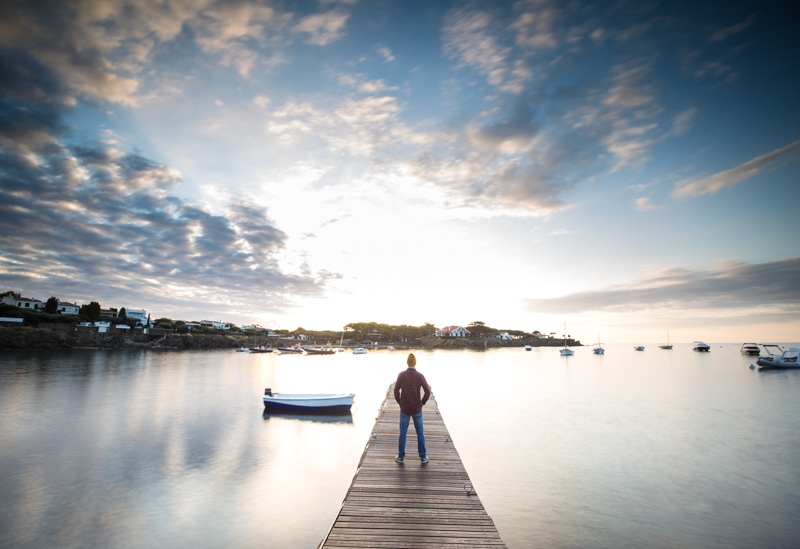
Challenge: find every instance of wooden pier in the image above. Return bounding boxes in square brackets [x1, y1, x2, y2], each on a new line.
[319, 385, 507, 548]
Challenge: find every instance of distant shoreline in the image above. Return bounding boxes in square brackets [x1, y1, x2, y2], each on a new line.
[0, 326, 582, 351]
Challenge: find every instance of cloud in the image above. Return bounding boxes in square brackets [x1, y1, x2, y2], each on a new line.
[266, 94, 427, 157]
[672, 140, 800, 197]
[377, 46, 395, 62]
[468, 100, 539, 153]
[0, 48, 325, 316]
[634, 197, 654, 211]
[523, 257, 800, 315]
[671, 108, 697, 135]
[709, 14, 757, 42]
[293, 10, 349, 46]
[442, 7, 521, 93]
[0, 0, 348, 103]
[335, 72, 397, 94]
[0, 135, 324, 311]
[510, 0, 560, 51]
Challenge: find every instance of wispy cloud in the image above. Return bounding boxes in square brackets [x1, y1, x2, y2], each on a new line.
[511, 0, 560, 51]
[672, 140, 800, 197]
[709, 14, 757, 42]
[377, 46, 395, 62]
[442, 7, 523, 93]
[634, 197, 654, 211]
[671, 107, 697, 135]
[524, 257, 800, 315]
[293, 10, 350, 46]
[267, 95, 404, 155]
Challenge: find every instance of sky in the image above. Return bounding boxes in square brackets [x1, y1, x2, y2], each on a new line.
[1, 0, 798, 344]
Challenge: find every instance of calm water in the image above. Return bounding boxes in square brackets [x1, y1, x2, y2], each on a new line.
[2, 344, 800, 548]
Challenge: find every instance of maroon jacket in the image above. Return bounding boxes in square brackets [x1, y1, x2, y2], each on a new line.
[394, 367, 431, 415]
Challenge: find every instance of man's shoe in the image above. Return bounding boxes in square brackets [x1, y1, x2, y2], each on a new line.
[421, 457, 429, 465]
[395, 456, 404, 463]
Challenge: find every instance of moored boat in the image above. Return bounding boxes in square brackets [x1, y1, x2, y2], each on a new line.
[277, 344, 304, 354]
[262, 389, 355, 413]
[560, 323, 574, 356]
[740, 343, 760, 356]
[249, 346, 273, 353]
[693, 341, 710, 352]
[524, 345, 532, 351]
[756, 345, 800, 370]
[352, 347, 368, 354]
[593, 334, 605, 355]
[633, 345, 645, 351]
[304, 346, 335, 355]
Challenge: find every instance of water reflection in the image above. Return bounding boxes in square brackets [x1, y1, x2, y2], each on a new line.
[262, 411, 354, 424]
[3, 346, 800, 548]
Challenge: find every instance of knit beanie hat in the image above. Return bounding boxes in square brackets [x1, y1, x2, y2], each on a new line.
[407, 353, 416, 367]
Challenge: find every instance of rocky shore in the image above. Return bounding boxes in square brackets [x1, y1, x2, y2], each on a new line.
[0, 326, 581, 351]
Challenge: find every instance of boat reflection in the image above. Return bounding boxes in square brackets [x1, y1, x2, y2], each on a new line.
[262, 411, 354, 424]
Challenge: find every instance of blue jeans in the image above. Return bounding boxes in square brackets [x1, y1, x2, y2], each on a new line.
[398, 411, 426, 459]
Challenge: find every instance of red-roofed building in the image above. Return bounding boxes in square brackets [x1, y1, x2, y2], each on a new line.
[434, 325, 471, 338]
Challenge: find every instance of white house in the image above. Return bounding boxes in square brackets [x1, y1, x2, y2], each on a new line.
[494, 332, 513, 341]
[201, 320, 231, 330]
[57, 302, 80, 315]
[94, 321, 112, 333]
[434, 325, 471, 338]
[12, 296, 44, 310]
[122, 308, 147, 322]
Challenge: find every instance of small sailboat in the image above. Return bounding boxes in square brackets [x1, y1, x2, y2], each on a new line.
[593, 334, 605, 355]
[560, 323, 574, 356]
[659, 332, 673, 350]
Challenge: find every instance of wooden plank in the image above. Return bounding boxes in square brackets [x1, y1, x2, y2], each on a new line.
[319, 385, 507, 548]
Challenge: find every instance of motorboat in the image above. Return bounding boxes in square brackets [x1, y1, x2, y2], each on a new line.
[262, 389, 355, 413]
[524, 345, 532, 351]
[352, 347, 368, 354]
[756, 345, 800, 370]
[633, 345, 645, 351]
[249, 346, 273, 353]
[740, 343, 760, 356]
[277, 344, 304, 354]
[693, 341, 710, 352]
[237, 347, 249, 352]
[304, 345, 335, 355]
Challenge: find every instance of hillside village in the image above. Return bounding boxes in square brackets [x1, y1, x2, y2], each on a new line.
[0, 290, 581, 350]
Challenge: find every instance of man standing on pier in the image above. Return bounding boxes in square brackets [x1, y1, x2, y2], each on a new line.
[394, 353, 431, 464]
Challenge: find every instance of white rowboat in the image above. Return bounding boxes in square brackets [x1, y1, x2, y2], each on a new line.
[262, 389, 355, 413]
